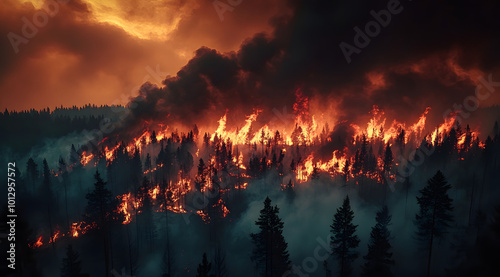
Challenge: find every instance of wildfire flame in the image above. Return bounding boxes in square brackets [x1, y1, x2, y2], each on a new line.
[37, 92, 487, 250]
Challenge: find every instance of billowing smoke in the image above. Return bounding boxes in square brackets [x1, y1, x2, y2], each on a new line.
[124, 0, 500, 132]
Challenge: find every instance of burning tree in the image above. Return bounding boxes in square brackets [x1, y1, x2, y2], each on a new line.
[250, 197, 291, 277]
[330, 195, 360, 277]
[415, 170, 454, 277]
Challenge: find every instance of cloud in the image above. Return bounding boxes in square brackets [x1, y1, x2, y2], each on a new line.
[122, 0, 500, 133]
[0, 0, 286, 111]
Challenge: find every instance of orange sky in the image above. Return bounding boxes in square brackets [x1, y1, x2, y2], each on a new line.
[0, 0, 289, 111]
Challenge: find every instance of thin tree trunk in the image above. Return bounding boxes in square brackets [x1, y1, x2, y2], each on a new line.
[47, 205, 55, 251]
[468, 173, 476, 226]
[127, 225, 134, 276]
[427, 203, 437, 277]
[427, 234, 433, 277]
[64, 179, 70, 232]
[164, 177, 172, 277]
[103, 229, 109, 277]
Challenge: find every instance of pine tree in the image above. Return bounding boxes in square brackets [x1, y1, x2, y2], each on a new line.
[69, 144, 80, 165]
[138, 177, 155, 251]
[213, 247, 227, 277]
[61, 245, 86, 277]
[359, 134, 368, 170]
[330, 195, 360, 277]
[311, 165, 320, 180]
[251, 197, 291, 277]
[40, 159, 56, 248]
[382, 144, 393, 174]
[396, 128, 405, 151]
[415, 170, 454, 277]
[83, 170, 120, 277]
[197, 252, 215, 277]
[26, 157, 38, 193]
[151, 130, 158, 144]
[59, 157, 71, 231]
[196, 158, 207, 191]
[284, 180, 295, 202]
[342, 159, 350, 184]
[362, 205, 394, 277]
[84, 170, 118, 225]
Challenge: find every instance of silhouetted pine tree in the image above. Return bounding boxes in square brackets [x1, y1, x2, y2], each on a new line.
[382, 145, 393, 174]
[251, 197, 291, 277]
[213, 247, 227, 277]
[130, 147, 143, 191]
[138, 177, 156, 251]
[26, 157, 38, 193]
[311, 165, 320, 180]
[330, 195, 360, 277]
[396, 128, 405, 152]
[144, 152, 153, 183]
[61, 245, 87, 277]
[196, 159, 207, 191]
[197, 252, 215, 277]
[83, 170, 120, 277]
[364, 145, 377, 173]
[342, 159, 350, 185]
[151, 130, 158, 144]
[40, 159, 56, 248]
[359, 134, 368, 170]
[284, 180, 295, 202]
[415, 170, 454, 277]
[59, 157, 71, 230]
[362, 205, 394, 277]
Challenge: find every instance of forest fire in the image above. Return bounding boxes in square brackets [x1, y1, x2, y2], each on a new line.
[32, 236, 43, 248]
[5, 0, 500, 275]
[30, 222, 96, 249]
[80, 152, 94, 166]
[27, 91, 487, 253]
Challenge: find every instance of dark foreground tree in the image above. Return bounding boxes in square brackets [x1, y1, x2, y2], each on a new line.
[362, 205, 394, 277]
[251, 197, 291, 277]
[197, 252, 215, 277]
[83, 170, 120, 277]
[447, 206, 500, 277]
[330, 195, 360, 277]
[61, 245, 87, 277]
[415, 170, 454, 277]
[213, 247, 227, 277]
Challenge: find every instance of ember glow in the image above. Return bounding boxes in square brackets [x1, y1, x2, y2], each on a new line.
[28, 93, 488, 253]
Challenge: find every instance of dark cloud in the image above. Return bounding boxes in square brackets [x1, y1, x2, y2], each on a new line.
[0, 0, 284, 111]
[2, 0, 499, 131]
[127, 0, 500, 131]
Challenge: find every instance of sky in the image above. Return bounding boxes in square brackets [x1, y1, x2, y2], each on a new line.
[0, 0, 289, 111]
[1, 0, 500, 129]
